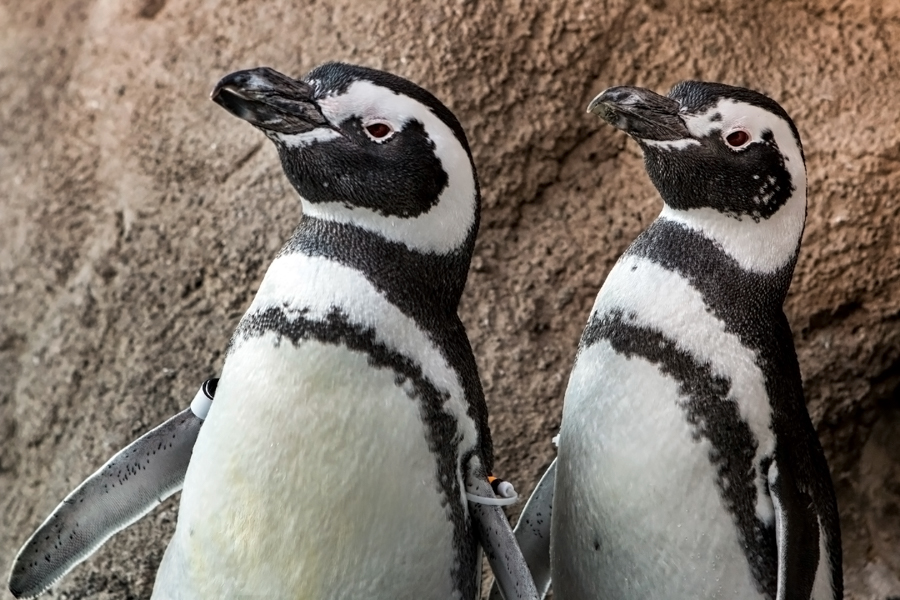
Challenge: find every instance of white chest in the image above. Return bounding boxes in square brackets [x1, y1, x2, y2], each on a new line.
[551, 255, 775, 599]
[153, 335, 465, 599]
[554, 341, 766, 600]
[152, 252, 480, 600]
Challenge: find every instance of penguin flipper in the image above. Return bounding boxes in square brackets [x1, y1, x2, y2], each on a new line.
[8, 380, 216, 599]
[488, 458, 555, 600]
[768, 459, 821, 600]
[468, 477, 540, 600]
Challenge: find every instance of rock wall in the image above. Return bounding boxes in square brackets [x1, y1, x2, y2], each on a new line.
[1, 0, 898, 597]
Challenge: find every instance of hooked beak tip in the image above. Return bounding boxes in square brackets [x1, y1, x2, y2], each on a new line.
[210, 83, 248, 106]
[209, 68, 328, 135]
[585, 85, 689, 142]
[586, 89, 617, 116]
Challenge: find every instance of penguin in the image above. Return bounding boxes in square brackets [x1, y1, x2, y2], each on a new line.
[8, 63, 538, 600]
[493, 82, 842, 600]
[8, 374, 521, 600]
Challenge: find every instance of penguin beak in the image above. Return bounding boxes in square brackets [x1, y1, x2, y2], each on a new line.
[211, 67, 331, 135]
[587, 86, 692, 142]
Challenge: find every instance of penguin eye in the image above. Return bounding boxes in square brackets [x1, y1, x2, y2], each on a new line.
[725, 129, 751, 148]
[364, 121, 394, 142]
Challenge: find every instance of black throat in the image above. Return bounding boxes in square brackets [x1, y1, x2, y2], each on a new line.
[226, 213, 489, 598]
[282, 215, 477, 325]
[278, 213, 493, 472]
[627, 218, 797, 326]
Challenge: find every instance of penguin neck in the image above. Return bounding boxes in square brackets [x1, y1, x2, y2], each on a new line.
[627, 217, 796, 307]
[281, 214, 476, 318]
[656, 185, 806, 281]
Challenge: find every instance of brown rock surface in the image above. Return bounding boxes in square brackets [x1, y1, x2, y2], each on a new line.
[1, 0, 898, 598]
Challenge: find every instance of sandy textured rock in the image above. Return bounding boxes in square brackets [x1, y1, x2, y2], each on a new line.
[1, 0, 898, 598]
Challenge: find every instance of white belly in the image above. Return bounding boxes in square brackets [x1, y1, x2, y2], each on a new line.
[552, 341, 767, 600]
[153, 334, 464, 600]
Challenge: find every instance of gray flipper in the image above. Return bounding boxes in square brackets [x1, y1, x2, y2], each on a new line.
[489, 458, 555, 600]
[768, 459, 821, 600]
[474, 545, 483, 600]
[7, 379, 217, 599]
[467, 474, 539, 600]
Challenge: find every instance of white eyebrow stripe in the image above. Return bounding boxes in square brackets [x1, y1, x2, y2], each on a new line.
[272, 129, 342, 148]
[640, 138, 701, 151]
[299, 80, 477, 255]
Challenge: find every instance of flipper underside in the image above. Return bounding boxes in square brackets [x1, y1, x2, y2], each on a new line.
[489, 458, 555, 600]
[7, 379, 216, 599]
[468, 471, 540, 600]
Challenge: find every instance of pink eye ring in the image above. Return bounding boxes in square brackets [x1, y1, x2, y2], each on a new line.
[725, 129, 751, 148]
[365, 122, 393, 140]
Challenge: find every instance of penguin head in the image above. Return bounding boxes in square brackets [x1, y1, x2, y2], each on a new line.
[588, 81, 807, 272]
[212, 63, 478, 255]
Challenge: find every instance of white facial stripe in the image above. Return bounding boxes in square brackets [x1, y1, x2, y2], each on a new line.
[683, 99, 805, 188]
[658, 180, 805, 274]
[271, 129, 342, 148]
[241, 252, 477, 451]
[640, 138, 700, 151]
[659, 98, 807, 274]
[591, 255, 776, 523]
[302, 80, 476, 255]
